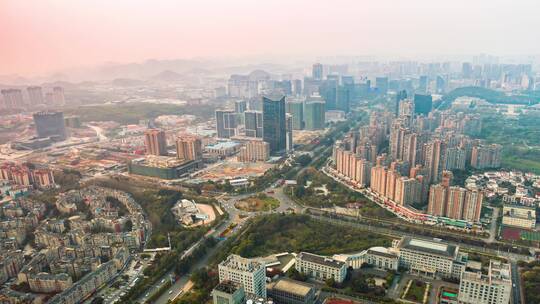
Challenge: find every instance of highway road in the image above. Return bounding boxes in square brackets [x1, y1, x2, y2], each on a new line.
[511, 261, 522, 304]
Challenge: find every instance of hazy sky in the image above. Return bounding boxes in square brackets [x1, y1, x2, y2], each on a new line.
[1, 0, 539, 76]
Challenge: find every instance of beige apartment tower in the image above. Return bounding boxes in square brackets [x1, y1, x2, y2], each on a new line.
[176, 135, 202, 160]
[144, 129, 168, 156]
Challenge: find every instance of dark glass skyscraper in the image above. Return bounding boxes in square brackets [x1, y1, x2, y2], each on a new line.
[336, 86, 350, 113]
[418, 75, 428, 93]
[396, 90, 408, 116]
[244, 110, 263, 138]
[33, 111, 67, 141]
[414, 94, 433, 116]
[262, 95, 286, 154]
[234, 100, 247, 113]
[312, 63, 323, 81]
[304, 100, 325, 130]
[319, 80, 337, 110]
[375, 77, 389, 95]
[215, 109, 237, 138]
[436, 76, 446, 93]
[286, 100, 304, 130]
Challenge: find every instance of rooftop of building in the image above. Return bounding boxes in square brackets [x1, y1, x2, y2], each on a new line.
[262, 94, 285, 102]
[367, 246, 398, 259]
[220, 254, 265, 272]
[268, 278, 314, 297]
[399, 237, 457, 258]
[462, 259, 511, 283]
[503, 203, 536, 210]
[205, 141, 241, 150]
[33, 111, 63, 116]
[213, 280, 243, 294]
[489, 260, 511, 280]
[131, 156, 194, 168]
[297, 252, 345, 269]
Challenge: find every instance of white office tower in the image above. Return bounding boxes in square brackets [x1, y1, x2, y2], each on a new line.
[218, 254, 266, 298]
[458, 260, 512, 304]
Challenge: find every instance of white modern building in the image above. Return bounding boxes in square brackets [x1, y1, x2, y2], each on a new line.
[218, 254, 266, 298]
[333, 246, 399, 271]
[458, 260, 512, 304]
[295, 252, 347, 283]
[502, 204, 536, 229]
[394, 237, 468, 279]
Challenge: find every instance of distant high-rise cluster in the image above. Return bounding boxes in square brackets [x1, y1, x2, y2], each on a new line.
[52, 87, 65, 105]
[1, 89, 23, 109]
[1, 86, 65, 110]
[332, 87, 499, 223]
[222, 62, 361, 157]
[27, 86, 44, 105]
[312, 63, 323, 81]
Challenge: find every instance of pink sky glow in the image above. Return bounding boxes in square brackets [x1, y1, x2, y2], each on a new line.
[1, 0, 539, 76]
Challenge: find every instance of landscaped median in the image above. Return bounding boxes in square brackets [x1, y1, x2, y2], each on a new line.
[400, 279, 430, 304]
[234, 193, 280, 212]
[144, 280, 172, 304]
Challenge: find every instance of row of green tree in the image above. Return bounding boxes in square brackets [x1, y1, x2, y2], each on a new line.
[211, 214, 392, 264]
[518, 260, 540, 304]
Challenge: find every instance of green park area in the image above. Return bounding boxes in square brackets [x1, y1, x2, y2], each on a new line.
[178, 213, 394, 304]
[438, 87, 540, 109]
[212, 214, 392, 263]
[287, 167, 394, 219]
[234, 193, 279, 212]
[480, 112, 540, 174]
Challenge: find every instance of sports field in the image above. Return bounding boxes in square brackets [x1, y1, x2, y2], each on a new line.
[501, 226, 540, 242]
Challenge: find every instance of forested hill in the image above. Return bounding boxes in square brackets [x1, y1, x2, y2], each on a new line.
[436, 86, 540, 109]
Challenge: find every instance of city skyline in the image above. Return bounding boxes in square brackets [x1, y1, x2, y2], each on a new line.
[2, 0, 540, 77]
[1, 2, 540, 303]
